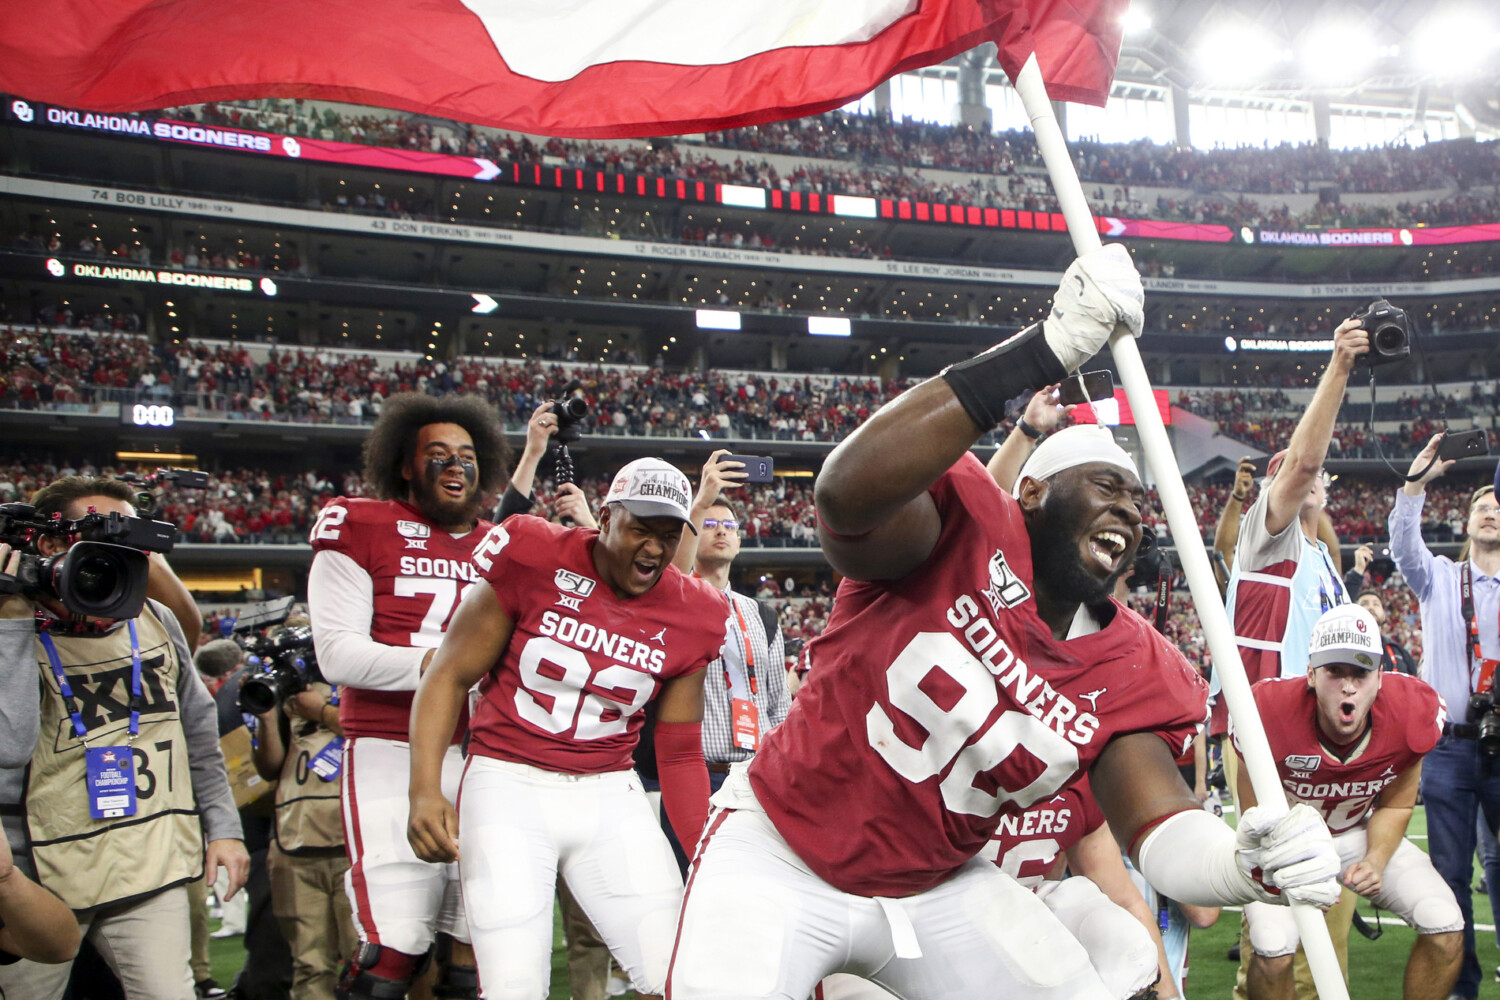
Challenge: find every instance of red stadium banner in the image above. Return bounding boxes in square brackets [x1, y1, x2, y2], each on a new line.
[1073, 389, 1172, 427]
[0, 0, 1125, 139]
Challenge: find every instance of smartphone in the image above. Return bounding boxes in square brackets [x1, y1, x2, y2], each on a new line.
[1438, 430, 1488, 461]
[1246, 457, 1271, 479]
[1057, 370, 1115, 406]
[726, 454, 775, 484]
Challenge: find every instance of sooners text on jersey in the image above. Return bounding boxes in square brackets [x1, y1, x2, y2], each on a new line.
[979, 775, 1104, 888]
[1233, 673, 1444, 834]
[468, 515, 729, 774]
[748, 455, 1209, 897]
[310, 497, 492, 741]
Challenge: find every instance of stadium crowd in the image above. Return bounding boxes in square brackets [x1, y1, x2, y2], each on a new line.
[164, 101, 1500, 230]
[12, 327, 1500, 438]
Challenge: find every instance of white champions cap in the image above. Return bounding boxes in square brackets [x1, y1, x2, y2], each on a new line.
[1307, 604, 1383, 671]
[605, 458, 697, 534]
[1013, 424, 1140, 493]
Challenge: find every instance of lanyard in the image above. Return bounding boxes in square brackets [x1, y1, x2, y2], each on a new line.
[727, 601, 759, 695]
[39, 620, 142, 746]
[1316, 550, 1346, 614]
[1460, 562, 1499, 693]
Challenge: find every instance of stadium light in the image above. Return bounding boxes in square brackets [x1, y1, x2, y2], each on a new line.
[1196, 25, 1288, 82]
[1299, 21, 1377, 82]
[1411, 10, 1499, 77]
[1121, 6, 1151, 35]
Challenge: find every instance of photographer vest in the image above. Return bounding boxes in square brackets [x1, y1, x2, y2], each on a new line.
[274, 682, 345, 855]
[27, 606, 203, 911]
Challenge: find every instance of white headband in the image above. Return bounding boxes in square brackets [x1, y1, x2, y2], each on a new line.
[1013, 425, 1140, 493]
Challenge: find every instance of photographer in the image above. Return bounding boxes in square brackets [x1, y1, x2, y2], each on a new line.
[246, 622, 355, 1000]
[1221, 319, 1368, 999]
[1389, 434, 1500, 1000]
[1354, 585, 1419, 677]
[0, 477, 247, 1000]
[497, 400, 596, 525]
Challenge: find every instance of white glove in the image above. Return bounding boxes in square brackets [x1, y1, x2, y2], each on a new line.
[1042, 243, 1145, 372]
[1235, 804, 1342, 908]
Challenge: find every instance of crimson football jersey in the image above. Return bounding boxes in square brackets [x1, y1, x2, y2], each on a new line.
[309, 496, 492, 741]
[1232, 672, 1444, 834]
[981, 776, 1105, 889]
[469, 515, 729, 774]
[748, 454, 1208, 897]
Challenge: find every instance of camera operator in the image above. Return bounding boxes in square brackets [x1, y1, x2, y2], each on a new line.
[0, 560, 79, 968]
[0, 477, 247, 1000]
[307, 393, 509, 999]
[1389, 434, 1500, 1000]
[496, 401, 595, 525]
[246, 620, 356, 1000]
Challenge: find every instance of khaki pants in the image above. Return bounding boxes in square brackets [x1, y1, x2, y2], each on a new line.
[1225, 749, 1354, 1000]
[0, 884, 194, 1000]
[267, 843, 358, 1000]
[186, 874, 212, 983]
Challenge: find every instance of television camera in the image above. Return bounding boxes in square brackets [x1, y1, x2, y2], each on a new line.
[233, 597, 324, 715]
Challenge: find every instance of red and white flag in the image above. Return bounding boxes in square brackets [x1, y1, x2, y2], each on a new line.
[0, 0, 1126, 138]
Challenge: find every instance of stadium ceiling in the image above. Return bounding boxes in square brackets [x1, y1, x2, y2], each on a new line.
[943, 1, 1500, 127]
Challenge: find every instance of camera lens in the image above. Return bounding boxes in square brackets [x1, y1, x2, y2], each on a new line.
[70, 551, 122, 605]
[1373, 324, 1405, 353]
[238, 675, 279, 716]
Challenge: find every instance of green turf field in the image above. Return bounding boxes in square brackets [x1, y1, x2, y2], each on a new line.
[207, 806, 1492, 999]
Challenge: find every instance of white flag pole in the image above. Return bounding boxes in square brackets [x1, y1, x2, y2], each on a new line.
[1010, 52, 1348, 1000]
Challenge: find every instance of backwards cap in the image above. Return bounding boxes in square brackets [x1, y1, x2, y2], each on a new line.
[605, 458, 697, 534]
[1013, 425, 1139, 493]
[1307, 604, 1383, 671]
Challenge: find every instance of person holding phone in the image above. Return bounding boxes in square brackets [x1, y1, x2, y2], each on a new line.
[1387, 435, 1500, 1000]
[662, 450, 791, 874]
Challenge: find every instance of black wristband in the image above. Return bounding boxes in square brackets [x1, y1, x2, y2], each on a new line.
[1017, 418, 1043, 440]
[940, 323, 1067, 432]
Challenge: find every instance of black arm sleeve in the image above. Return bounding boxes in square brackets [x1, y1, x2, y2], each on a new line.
[939, 323, 1067, 431]
[496, 483, 536, 522]
[1344, 568, 1365, 597]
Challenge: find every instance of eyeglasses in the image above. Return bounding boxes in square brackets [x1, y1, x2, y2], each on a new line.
[703, 518, 740, 531]
[1475, 505, 1500, 517]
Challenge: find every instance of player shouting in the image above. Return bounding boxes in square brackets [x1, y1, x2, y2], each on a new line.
[666, 244, 1343, 1000]
[1234, 604, 1462, 1000]
[309, 393, 509, 1000]
[407, 458, 728, 1000]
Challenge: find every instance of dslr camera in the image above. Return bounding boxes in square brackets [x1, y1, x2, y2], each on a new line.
[545, 381, 590, 447]
[234, 599, 324, 715]
[1469, 689, 1500, 758]
[1128, 532, 1169, 590]
[1350, 298, 1411, 366]
[0, 502, 177, 620]
[544, 381, 591, 489]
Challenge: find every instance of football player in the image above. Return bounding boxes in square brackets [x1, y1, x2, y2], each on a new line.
[820, 775, 1176, 1000]
[1234, 604, 1463, 1000]
[307, 393, 510, 1000]
[666, 244, 1343, 1000]
[407, 457, 728, 1000]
